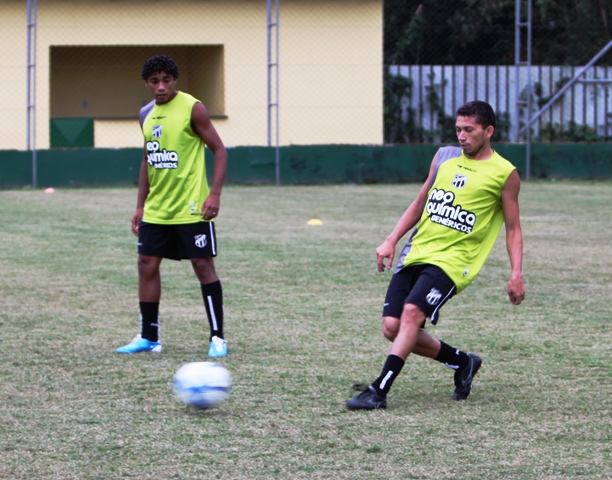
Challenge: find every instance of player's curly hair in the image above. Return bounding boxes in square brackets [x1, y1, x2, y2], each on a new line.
[456, 101, 496, 130]
[141, 55, 179, 80]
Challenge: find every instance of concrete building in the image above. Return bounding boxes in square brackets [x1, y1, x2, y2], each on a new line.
[2, 0, 383, 150]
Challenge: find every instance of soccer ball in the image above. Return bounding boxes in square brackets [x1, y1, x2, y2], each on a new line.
[173, 362, 232, 409]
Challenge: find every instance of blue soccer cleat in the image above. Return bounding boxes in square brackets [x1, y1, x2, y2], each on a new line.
[208, 336, 228, 357]
[116, 335, 162, 354]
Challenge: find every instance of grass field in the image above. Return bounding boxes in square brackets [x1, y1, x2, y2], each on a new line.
[1, 182, 611, 479]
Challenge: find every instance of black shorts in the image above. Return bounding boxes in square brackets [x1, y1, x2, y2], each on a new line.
[138, 221, 218, 260]
[382, 264, 456, 325]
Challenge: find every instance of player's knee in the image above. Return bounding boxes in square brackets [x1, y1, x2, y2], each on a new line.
[191, 257, 217, 283]
[138, 255, 159, 277]
[400, 303, 426, 327]
[382, 316, 400, 341]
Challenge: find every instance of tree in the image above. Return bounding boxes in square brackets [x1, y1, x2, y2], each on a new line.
[384, 0, 612, 66]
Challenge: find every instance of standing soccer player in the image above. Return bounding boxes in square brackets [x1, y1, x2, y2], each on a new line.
[116, 55, 229, 357]
[347, 101, 525, 410]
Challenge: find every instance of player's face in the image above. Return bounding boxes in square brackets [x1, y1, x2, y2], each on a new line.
[145, 71, 178, 104]
[455, 115, 494, 158]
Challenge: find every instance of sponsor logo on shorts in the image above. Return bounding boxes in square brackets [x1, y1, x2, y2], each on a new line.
[194, 234, 207, 248]
[452, 174, 467, 188]
[426, 288, 442, 305]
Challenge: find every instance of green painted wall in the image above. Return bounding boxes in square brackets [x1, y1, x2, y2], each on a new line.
[50, 118, 95, 148]
[1, 144, 611, 189]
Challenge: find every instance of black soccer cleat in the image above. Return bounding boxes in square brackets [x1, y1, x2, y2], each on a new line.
[346, 386, 387, 410]
[452, 353, 482, 400]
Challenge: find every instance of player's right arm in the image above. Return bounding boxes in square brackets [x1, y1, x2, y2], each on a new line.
[132, 148, 150, 237]
[501, 169, 525, 305]
[376, 154, 438, 272]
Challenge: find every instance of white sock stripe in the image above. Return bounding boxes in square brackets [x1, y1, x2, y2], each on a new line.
[379, 370, 394, 390]
[206, 296, 218, 331]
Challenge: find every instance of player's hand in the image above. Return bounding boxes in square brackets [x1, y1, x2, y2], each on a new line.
[201, 194, 220, 221]
[507, 274, 525, 305]
[131, 208, 143, 237]
[376, 240, 396, 272]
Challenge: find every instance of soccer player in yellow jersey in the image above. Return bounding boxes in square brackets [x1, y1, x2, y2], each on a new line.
[116, 55, 229, 357]
[347, 101, 525, 410]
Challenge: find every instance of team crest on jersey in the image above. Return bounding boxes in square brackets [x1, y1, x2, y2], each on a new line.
[426, 288, 442, 305]
[152, 125, 162, 139]
[194, 234, 207, 248]
[452, 174, 467, 188]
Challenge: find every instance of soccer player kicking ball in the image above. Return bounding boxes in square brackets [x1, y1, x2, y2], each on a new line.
[347, 101, 525, 410]
[116, 55, 229, 357]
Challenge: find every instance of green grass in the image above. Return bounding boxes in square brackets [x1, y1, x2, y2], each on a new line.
[1, 182, 611, 479]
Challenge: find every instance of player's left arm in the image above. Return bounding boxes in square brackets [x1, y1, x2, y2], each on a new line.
[191, 102, 228, 220]
[501, 169, 525, 305]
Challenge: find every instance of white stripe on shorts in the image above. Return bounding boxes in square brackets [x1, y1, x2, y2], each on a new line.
[209, 222, 217, 256]
[430, 285, 456, 324]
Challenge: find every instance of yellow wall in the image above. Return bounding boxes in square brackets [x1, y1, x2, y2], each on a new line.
[1, 0, 382, 150]
[2, 2, 29, 150]
[50, 45, 225, 119]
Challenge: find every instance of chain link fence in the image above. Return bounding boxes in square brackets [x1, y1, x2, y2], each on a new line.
[5, 0, 383, 151]
[384, 0, 612, 144]
[4, 0, 611, 153]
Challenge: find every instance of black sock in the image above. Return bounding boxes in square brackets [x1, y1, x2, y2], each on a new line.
[434, 341, 469, 370]
[139, 302, 159, 342]
[371, 354, 405, 397]
[200, 280, 224, 341]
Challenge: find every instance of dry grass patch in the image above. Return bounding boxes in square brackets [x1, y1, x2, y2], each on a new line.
[1, 183, 610, 479]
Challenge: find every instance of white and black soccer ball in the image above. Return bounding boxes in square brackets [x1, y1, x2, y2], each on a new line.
[173, 362, 232, 409]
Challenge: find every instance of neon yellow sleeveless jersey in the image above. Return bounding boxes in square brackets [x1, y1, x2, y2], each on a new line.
[140, 91, 209, 224]
[396, 146, 516, 292]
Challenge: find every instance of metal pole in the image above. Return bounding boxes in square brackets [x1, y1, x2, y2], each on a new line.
[513, 0, 521, 144]
[267, 0, 272, 147]
[27, 0, 38, 188]
[274, 0, 280, 186]
[526, 0, 532, 181]
[267, 0, 280, 185]
[515, 0, 532, 180]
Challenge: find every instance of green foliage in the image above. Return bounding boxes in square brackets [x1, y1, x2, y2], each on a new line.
[521, 79, 607, 142]
[538, 121, 601, 142]
[492, 111, 512, 143]
[384, 2, 612, 144]
[383, 70, 423, 143]
[424, 72, 455, 143]
[384, 70, 511, 144]
[385, 0, 612, 66]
